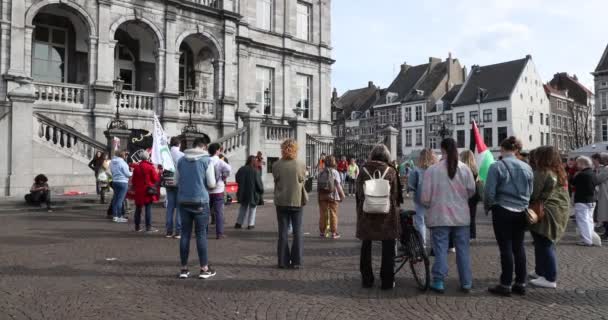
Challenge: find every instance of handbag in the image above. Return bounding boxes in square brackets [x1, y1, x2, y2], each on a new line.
[301, 184, 309, 206]
[146, 185, 158, 196]
[529, 201, 545, 221]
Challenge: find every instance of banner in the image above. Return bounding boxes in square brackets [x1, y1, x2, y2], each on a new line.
[151, 114, 175, 171]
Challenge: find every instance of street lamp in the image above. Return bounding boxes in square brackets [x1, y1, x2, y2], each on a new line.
[436, 112, 453, 140]
[107, 78, 128, 130]
[264, 88, 271, 115]
[182, 86, 198, 134]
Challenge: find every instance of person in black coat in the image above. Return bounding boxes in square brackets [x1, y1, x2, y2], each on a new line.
[235, 155, 264, 229]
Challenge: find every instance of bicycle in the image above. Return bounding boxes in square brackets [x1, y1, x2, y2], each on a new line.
[394, 209, 430, 291]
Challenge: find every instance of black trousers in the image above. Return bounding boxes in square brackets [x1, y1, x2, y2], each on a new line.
[492, 205, 527, 286]
[360, 240, 395, 288]
[25, 191, 51, 209]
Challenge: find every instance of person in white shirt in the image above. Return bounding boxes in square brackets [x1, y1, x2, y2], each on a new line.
[165, 137, 184, 238]
[207, 143, 232, 239]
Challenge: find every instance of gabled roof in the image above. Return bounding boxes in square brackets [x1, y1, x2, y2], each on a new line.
[452, 57, 529, 107]
[549, 72, 593, 96]
[543, 84, 569, 99]
[595, 43, 608, 73]
[432, 84, 463, 112]
[334, 85, 379, 120]
[403, 62, 448, 103]
[375, 64, 428, 106]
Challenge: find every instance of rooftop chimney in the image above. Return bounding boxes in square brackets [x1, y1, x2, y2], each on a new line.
[368, 81, 374, 88]
[446, 52, 453, 93]
[332, 88, 338, 100]
[401, 62, 410, 73]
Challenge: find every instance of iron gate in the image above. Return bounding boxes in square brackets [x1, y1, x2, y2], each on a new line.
[306, 134, 333, 178]
[306, 135, 378, 177]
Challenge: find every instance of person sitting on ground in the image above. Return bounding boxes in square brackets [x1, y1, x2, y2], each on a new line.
[25, 174, 52, 212]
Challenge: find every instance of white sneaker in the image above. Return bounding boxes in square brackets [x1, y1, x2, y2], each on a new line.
[117, 218, 128, 223]
[528, 272, 540, 279]
[530, 277, 557, 289]
[449, 248, 456, 253]
[112, 217, 118, 222]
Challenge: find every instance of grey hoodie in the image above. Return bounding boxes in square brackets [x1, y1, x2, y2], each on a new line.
[175, 148, 217, 204]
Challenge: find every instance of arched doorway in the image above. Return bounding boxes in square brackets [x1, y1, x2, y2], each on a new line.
[113, 21, 160, 93]
[31, 4, 90, 84]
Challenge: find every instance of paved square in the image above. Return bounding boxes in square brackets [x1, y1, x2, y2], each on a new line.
[0, 196, 606, 319]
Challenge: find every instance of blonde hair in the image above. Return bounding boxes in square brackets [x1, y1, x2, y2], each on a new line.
[281, 139, 298, 160]
[417, 149, 437, 169]
[460, 150, 478, 176]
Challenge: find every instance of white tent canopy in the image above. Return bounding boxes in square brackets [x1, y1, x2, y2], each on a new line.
[568, 142, 608, 158]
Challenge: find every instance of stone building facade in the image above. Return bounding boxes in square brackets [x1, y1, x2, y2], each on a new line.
[593, 44, 608, 143]
[0, 0, 334, 196]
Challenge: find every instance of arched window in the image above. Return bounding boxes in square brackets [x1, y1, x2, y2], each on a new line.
[179, 43, 195, 95]
[115, 44, 135, 91]
[32, 25, 67, 83]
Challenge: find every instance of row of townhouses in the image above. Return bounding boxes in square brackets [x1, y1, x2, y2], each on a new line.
[332, 54, 595, 158]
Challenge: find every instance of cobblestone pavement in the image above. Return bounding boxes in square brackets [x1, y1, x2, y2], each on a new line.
[1, 195, 607, 320]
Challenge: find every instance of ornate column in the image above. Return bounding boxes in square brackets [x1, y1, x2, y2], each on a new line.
[95, 0, 114, 87]
[214, 60, 225, 100]
[87, 37, 99, 85]
[23, 25, 34, 78]
[6, 0, 27, 78]
[7, 79, 36, 195]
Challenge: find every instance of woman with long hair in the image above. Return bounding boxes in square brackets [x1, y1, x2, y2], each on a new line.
[484, 136, 534, 296]
[235, 155, 264, 229]
[408, 149, 437, 247]
[421, 138, 476, 293]
[527, 146, 570, 289]
[272, 139, 307, 269]
[89, 151, 106, 195]
[356, 144, 401, 290]
[460, 150, 480, 240]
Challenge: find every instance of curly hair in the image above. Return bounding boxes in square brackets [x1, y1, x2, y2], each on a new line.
[533, 146, 567, 186]
[280, 139, 298, 160]
[417, 149, 437, 169]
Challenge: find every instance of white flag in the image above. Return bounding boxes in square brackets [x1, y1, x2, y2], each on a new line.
[151, 114, 175, 171]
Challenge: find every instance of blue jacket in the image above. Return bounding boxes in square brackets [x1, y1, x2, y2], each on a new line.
[110, 157, 132, 184]
[407, 167, 426, 205]
[484, 154, 533, 212]
[176, 148, 216, 205]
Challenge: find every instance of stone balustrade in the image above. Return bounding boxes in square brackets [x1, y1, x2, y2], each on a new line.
[34, 113, 106, 161]
[34, 82, 87, 106]
[215, 127, 247, 154]
[118, 91, 156, 111]
[188, 0, 222, 9]
[178, 97, 215, 117]
[264, 124, 294, 141]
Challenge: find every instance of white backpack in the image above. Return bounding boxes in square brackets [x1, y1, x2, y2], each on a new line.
[362, 167, 391, 214]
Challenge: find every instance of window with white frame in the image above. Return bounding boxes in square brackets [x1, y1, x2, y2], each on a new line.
[456, 130, 465, 148]
[404, 107, 412, 122]
[405, 129, 412, 146]
[296, 1, 311, 41]
[470, 111, 478, 123]
[483, 110, 492, 122]
[256, 0, 273, 30]
[540, 112, 544, 125]
[415, 128, 423, 146]
[429, 137, 437, 149]
[256, 66, 274, 115]
[497, 108, 507, 121]
[456, 112, 464, 125]
[603, 119, 608, 142]
[415, 105, 423, 121]
[295, 73, 311, 119]
[602, 92, 608, 110]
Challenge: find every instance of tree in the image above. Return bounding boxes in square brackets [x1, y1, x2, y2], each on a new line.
[565, 101, 593, 150]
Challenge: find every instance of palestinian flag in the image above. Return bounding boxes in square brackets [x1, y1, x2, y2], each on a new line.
[470, 121, 494, 182]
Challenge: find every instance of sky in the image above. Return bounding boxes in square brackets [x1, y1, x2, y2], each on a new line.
[331, 0, 607, 95]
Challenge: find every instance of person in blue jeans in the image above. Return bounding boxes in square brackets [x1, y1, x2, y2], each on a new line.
[420, 138, 476, 293]
[110, 150, 132, 223]
[408, 149, 437, 247]
[175, 137, 217, 279]
[165, 137, 184, 238]
[484, 136, 533, 297]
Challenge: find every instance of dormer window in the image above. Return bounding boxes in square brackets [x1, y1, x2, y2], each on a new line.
[386, 92, 398, 104]
[351, 111, 361, 120]
[436, 101, 444, 112]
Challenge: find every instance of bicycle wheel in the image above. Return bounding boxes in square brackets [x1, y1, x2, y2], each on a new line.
[408, 229, 430, 291]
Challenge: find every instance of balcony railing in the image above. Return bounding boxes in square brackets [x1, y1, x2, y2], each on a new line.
[34, 82, 87, 107]
[214, 127, 247, 154]
[118, 91, 155, 111]
[179, 97, 215, 117]
[188, 0, 222, 9]
[264, 124, 294, 141]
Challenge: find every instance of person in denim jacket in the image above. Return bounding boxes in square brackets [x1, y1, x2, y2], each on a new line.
[485, 136, 533, 297]
[408, 149, 437, 247]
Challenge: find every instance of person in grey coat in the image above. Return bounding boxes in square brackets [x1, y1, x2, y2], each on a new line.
[593, 152, 608, 240]
[235, 155, 264, 229]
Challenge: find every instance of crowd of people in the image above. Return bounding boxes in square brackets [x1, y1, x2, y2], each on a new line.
[27, 132, 605, 295]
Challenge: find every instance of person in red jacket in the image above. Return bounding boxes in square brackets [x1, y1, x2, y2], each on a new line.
[131, 151, 160, 232]
[336, 156, 348, 188]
